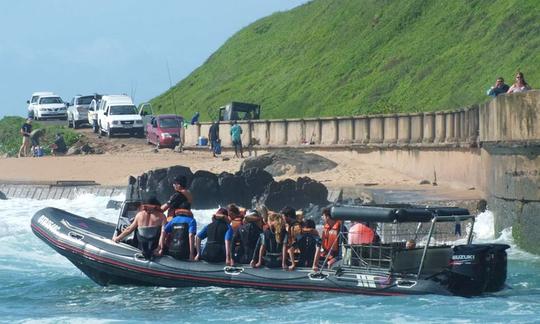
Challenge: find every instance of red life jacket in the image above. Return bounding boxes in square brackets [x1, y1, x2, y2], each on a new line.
[321, 221, 341, 259]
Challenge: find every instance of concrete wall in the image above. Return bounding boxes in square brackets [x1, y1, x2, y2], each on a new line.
[0, 184, 125, 200]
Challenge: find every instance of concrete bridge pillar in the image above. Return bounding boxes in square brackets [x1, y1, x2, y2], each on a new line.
[422, 112, 435, 143]
[410, 113, 424, 144]
[369, 115, 384, 144]
[434, 112, 446, 144]
[445, 112, 455, 143]
[383, 115, 398, 144]
[397, 114, 411, 144]
[354, 116, 370, 144]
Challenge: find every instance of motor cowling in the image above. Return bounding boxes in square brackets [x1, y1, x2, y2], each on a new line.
[448, 244, 510, 296]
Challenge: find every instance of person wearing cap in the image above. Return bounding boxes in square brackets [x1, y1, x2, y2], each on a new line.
[113, 196, 167, 260]
[18, 118, 32, 158]
[195, 207, 234, 265]
[232, 209, 263, 264]
[161, 175, 193, 220]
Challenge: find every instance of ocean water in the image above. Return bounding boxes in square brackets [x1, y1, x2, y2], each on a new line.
[1, 195, 539, 324]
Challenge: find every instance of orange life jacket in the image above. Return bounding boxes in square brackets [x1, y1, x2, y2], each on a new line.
[230, 215, 244, 232]
[321, 221, 341, 259]
[348, 223, 376, 245]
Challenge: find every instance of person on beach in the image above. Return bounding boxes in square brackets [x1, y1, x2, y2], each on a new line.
[208, 120, 220, 157]
[18, 118, 32, 158]
[113, 196, 167, 260]
[251, 212, 288, 269]
[194, 207, 234, 265]
[507, 72, 532, 94]
[50, 133, 67, 156]
[29, 128, 45, 157]
[230, 120, 243, 158]
[487, 77, 509, 97]
[161, 175, 193, 220]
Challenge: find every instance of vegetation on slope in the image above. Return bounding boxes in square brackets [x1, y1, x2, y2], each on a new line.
[0, 117, 80, 156]
[151, 0, 540, 121]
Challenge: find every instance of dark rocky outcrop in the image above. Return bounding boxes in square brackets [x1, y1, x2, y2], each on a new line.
[189, 170, 219, 209]
[127, 165, 329, 211]
[241, 149, 337, 176]
[0, 191, 7, 200]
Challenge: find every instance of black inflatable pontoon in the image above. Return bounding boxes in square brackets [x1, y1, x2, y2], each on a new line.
[31, 204, 509, 296]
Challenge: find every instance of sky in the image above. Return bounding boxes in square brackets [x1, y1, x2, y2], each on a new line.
[0, 0, 308, 118]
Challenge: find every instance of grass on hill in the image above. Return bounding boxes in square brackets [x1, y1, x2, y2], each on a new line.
[151, 0, 540, 121]
[0, 116, 80, 157]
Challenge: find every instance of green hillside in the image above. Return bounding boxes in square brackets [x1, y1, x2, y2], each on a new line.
[151, 0, 540, 120]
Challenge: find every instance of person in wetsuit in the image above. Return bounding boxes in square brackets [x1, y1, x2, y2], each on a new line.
[233, 209, 263, 264]
[251, 212, 288, 269]
[113, 196, 167, 260]
[161, 175, 193, 220]
[195, 208, 234, 266]
[288, 219, 320, 270]
[158, 202, 197, 260]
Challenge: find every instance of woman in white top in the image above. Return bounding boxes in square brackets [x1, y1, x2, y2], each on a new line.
[507, 72, 532, 93]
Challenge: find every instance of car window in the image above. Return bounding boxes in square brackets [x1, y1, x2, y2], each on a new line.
[110, 105, 137, 115]
[31, 96, 39, 103]
[76, 96, 94, 105]
[159, 118, 181, 128]
[39, 97, 63, 104]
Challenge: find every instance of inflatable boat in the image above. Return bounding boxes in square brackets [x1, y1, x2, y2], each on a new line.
[31, 203, 509, 296]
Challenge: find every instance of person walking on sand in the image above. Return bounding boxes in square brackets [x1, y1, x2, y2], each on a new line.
[18, 118, 32, 158]
[230, 120, 243, 158]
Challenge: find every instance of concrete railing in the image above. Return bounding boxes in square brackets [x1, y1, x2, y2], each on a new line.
[185, 106, 480, 148]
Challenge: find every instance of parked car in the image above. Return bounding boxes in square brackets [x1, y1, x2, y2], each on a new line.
[32, 95, 67, 120]
[67, 94, 101, 129]
[97, 95, 144, 138]
[27, 92, 54, 116]
[146, 115, 183, 148]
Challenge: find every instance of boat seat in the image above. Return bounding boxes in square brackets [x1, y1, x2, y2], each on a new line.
[391, 246, 452, 274]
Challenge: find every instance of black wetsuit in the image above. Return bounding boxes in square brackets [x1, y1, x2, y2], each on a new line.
[136, 226, 161, 260]
[258, 229, 287, 268]
[202, 219, 229, 263]
[233, 222, 262, 264]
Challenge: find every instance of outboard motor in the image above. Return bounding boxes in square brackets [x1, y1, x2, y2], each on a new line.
[448, 244, 510, 296]
[484, 244, 510, 292]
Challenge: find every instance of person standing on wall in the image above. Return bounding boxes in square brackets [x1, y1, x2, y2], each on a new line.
[18, 118, 32, 158]
[230, 120, 243, 158]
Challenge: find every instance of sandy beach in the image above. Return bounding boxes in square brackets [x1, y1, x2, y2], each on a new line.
[0, 149, 481, 201]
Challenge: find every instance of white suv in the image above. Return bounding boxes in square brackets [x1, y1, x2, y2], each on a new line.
[67, 94, 100, 129]
[33, 95, 67, 120]
[27, 92, 54, 116]
[97, 95, 144, 138]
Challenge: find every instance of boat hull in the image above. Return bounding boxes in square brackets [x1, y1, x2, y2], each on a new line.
[31, 207, 458, 296]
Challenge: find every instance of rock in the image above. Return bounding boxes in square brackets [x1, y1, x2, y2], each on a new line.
[218, 172, 249, 206]
[258, 176, 329, 211]
[241, 168, 274, 199]
[419, 179, 431, 185]
[189, 170, 219, 208]
[80, 144, 93, 154]
[241, 149, 337, 176]
[135, 165, 193, 204]
[0, 191, 7, 200]
[66, 146, 81, 155]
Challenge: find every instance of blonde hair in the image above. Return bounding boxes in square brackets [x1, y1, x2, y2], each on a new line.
[268, 212, 284, 243]
[256, 204, 269, 224]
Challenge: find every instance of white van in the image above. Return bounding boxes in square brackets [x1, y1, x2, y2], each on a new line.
[97, 95, 144, 138]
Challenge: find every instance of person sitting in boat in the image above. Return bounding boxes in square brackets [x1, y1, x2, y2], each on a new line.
[406, 239, 416, 249]
[233, 209, 263, 264]
[227, 203, 244, 233]
[312, 208, 344, 271]
[348, 222, 380, 245]
[113, 196, 167, 260]
[161, 175, 193, 220]
[281, 206, 302, 264]
[195, 208, 234, 266]
[251, 212, 288, 269]
[287, 219, 320, 270]
[158, 202, 197, 260]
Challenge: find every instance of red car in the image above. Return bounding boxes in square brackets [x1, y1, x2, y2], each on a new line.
[146, 115, 183, 148]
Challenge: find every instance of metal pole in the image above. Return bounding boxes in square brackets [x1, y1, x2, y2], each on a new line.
[417, 217, 436, 278]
